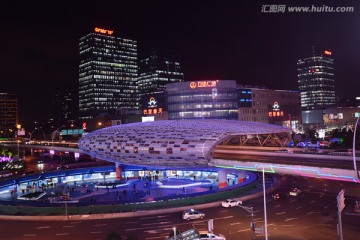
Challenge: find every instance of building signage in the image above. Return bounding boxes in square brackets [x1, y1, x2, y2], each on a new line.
[355, 112, 360, 118]
[143, 108, 163, 115]
[148, 97, 158, 108]
[189, 80, 218, 89]
[269, 101, 284, 117]
[94, 27, 113, 35]
[143, 97, 162, 115]
[324, 50, 332, 56]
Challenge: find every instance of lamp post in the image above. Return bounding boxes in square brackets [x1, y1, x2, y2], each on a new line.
[353, 116, 360, 179]
[17, 140, 20, 159]
[263, 167, 269, 240]
[173, 227, 176, 240]
[237, 205, 255, 240]
[51, 125, 65, 146]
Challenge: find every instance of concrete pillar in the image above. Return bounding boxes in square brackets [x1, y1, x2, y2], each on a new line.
[237, 171, 247, 184]
[163, 171, 167, 178]
[218, 169, 227, 189]
[134, 171, 139, 178]
[115, 162, 123, 180]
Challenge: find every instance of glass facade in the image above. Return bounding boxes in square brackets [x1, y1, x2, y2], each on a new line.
[78, 28, 138, 119]
[297, 51, 335, 110]
[166, 80, 238, 120]
[137, 50, 184, 97]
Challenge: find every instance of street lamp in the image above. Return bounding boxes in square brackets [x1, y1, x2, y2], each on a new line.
[51, 125, 65, 146]
[263, 167, 269, 240]
[353, 116, 360, 179]
[237, 205, 255, 240]
[173, 227, 176, 240]
[17, 140, 20, 159]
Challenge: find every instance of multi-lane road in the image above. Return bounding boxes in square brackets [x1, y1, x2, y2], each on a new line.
[1, 175, 359, 240]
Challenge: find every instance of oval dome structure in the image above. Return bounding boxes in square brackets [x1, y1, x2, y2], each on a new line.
[78, 119, 291, 168]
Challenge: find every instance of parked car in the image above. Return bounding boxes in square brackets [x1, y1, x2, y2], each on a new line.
[329, 149, 353, 156]
[221, 199, 242, 208]
[198, 231, 226, 240]
[272, 192, 287, 200]
[276, 149, 293, 153]
[182, 209, 205, 221]
[289, 187, 301, 196]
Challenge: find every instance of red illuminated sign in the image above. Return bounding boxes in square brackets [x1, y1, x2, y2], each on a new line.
[143, 108, 163, 115]
[324, 50, 332, 56]
[269, 111, 284, 117]
[94, 27, 114, 35]
[189, 80, 218, 89]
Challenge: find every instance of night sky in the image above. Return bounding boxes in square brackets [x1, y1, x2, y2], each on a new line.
[1, 0, 359, 126]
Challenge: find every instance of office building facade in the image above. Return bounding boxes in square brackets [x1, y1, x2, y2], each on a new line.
[137, 50, 184, 97]
[166, 80, 238, 120]
[297, 49, 336, 110]
[52, 87, 77, 126]
[78, 27, 138, 120]
[0, 93, 18, 137]
[237, 87, 301, 130]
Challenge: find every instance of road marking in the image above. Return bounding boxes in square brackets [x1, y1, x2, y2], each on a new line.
[219, 210, 228, 213]
[145, 230, 160, 234]
[62, 225, 75, 228]
[90, 231, 103, 234]
[285, 218, 298, 222]
[276, 212, 286, 215]
[36, 226, 50, 229]
[143, 221, 172, 226]
[295, 206, 302, 210]
[310, 200, 316, 204]
[323, 206, 329, 209]
[281, 224, 294, 227]
[307, 211, 321, 215]
[127, 221, 137, 224]
[254, 218, 263, 221]
[56, 233, 69, 236]
[70, 221, 81, 224]
[94, 223, 107, 227]
[140, 215, 168, 220]
[230, 222, 242, 226]
[237, 229, 250, 232]
[23, 234, 36, 237]
[146, 237, 168, 240]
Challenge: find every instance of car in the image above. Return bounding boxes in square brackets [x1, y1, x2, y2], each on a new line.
[272, 192, 287, 200]
[289, 188, 301, 196]
[57, 165, 69, 170]
[329, 149, 353, 156]
[276, 149, 293, 153]
[221, 199, 242, 208]
[182, 209, 205, 221]
[198, 231, 226, 240]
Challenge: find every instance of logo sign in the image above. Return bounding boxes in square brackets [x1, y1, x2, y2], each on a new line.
[355, 112, 359, 118]
[324, 50, 332, 56]
[269, 101, 284, 117]
[189, 80, 218, 89]
[272, 101, 280, 111]
[94, 27, 113, 35]
[148, 97, 158, 108]
[143, 108, 163, 115]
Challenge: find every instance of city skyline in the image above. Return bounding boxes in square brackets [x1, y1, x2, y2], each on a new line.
[0, 1, 359, 125]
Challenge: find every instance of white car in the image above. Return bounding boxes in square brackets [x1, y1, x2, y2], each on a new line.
[289, 188, 301, 196]
[198, 231, 226, 240]
[221, 199, 242, 208]
[182, 209, 205, 221]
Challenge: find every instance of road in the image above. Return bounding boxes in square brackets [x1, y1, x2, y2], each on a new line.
[0, 175, 359, 240]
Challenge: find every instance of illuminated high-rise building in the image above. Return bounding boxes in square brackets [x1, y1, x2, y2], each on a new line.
[0, 93, 18, 137]
[78, 27, 138, 119]
[297, 49, 336, 110]
[137, 50, 184, 97]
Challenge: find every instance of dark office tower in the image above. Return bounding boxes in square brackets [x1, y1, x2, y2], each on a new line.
[78, 27, 138, 120]
[0, 93, 18, 137]
[137, 50, 184, 97]
[52, 87, 76, 126]
[297, 49, 336, 110]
